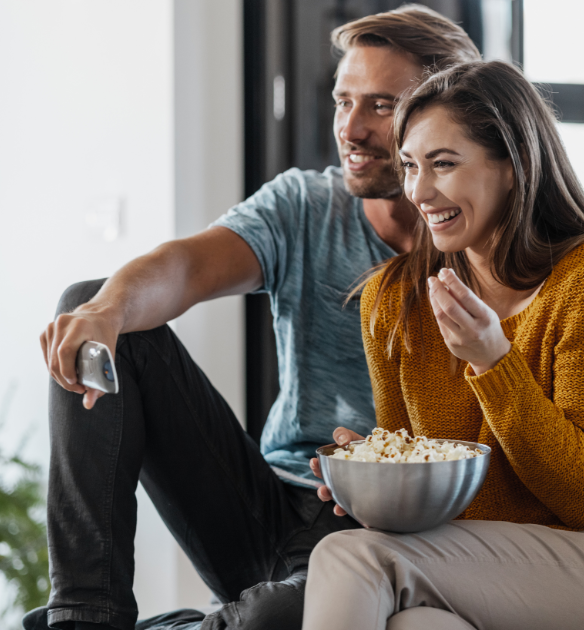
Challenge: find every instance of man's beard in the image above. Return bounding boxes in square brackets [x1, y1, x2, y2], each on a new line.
[339, 143, 402, 199]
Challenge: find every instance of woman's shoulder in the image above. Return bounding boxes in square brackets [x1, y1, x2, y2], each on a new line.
[361, 269, 405, 334]
[549, 242, 584, 295]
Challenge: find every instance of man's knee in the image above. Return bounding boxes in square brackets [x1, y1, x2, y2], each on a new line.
[55, 278, 107, 317]
[202, 572, 307, 630]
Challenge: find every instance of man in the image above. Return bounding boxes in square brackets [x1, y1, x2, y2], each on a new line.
[29, 6, 479, 630]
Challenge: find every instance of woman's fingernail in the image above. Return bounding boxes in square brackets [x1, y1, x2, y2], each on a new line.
[427, 276, 437, 287]
[438, 268, 448, 280]
[338, 433, 349, 444]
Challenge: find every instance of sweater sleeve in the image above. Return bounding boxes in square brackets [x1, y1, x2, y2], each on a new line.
[465, 335, 584, 530]
[361, 276, 412, 434]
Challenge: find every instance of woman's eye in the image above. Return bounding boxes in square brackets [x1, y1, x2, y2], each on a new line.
[434, 160, 455, 168]
[401, 161, 416, 170]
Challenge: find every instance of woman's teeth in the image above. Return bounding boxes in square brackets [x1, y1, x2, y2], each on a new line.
[428, 209, 461, 224]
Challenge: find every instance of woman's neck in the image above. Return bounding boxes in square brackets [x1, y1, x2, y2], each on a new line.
[465, 249, 543, 321]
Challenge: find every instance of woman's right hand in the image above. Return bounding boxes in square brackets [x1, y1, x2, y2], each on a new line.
[310, 427, 364, 516]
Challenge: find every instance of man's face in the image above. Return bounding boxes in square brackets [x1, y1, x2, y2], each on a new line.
[333, 46, 423, 198]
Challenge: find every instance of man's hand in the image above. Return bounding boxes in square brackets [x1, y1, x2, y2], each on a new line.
[310, 426, 364, 516]
[428, 268, 511, 375]
[40, 305, 121, 410]
[40, 227, 264, 410]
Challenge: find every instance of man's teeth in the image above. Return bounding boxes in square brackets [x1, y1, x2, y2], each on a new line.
[428, 209, 461, 224]
[349, 154, 375, 163]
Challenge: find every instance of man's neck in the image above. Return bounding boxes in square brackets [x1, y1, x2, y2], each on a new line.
[363, 197, 418, 254]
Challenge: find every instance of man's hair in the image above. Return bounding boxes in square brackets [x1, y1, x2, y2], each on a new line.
[331, 4, 481, 70]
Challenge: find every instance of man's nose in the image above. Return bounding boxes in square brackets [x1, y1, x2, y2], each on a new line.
[339, 106, 370, 144]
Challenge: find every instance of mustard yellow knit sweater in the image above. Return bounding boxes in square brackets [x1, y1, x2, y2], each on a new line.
[361, 244, 584, 531]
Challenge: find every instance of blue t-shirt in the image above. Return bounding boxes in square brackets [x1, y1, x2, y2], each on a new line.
[211, 166, 396, 487]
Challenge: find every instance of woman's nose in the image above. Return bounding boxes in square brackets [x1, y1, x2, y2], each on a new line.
[409, 170, 436, 207]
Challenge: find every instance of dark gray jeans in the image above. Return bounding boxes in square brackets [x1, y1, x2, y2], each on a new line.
[34, 280, 359, 630]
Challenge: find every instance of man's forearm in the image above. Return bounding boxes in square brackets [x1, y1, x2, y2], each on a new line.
[78, 242, 195, 335]
[41, 226, 262, 405]
[74, 226, 263, 335]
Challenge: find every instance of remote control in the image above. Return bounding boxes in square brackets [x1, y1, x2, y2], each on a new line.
[76, 341, 119, 394]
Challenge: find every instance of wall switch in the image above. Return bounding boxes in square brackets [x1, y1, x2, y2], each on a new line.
[86, 196, 124, 242]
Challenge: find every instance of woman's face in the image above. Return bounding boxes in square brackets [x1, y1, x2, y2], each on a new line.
[399, 105, 514, 256]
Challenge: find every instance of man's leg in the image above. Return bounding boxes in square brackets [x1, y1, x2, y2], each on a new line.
[44, 280, 313, 630]
[198, 491, 360, 630]
[302, 521, 584, 630]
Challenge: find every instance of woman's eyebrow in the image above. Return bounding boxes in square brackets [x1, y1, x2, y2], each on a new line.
[400, 148, 462, 159]
[424, 148, 461, 159]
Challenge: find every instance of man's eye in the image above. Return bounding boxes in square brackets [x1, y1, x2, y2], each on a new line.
[335, 100, 351, 108]
[374, 103, 395, 113]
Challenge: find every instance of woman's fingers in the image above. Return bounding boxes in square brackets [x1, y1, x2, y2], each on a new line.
[428, 276, 473, 331]
[317, 485, 332, 501]
[437, 268, 489, 319]
[317, 485, 346, 515]
[427, 269, 511, 372]
[310, 457, 323, 479]
[314, 428, 354, 517]
[332, 427, 365, 446]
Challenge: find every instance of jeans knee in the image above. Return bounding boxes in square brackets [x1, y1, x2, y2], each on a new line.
[55, 278, 107, 317]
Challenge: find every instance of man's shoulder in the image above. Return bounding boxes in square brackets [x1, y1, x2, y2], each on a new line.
[273, 165, 347, 197]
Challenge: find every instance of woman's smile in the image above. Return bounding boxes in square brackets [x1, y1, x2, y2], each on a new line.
[425, 207, 462, 229]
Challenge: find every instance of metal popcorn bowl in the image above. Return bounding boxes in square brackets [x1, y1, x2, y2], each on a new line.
[316, 439, 491, 533]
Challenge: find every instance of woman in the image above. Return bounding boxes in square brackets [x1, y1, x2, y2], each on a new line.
[303, 61, 584, 630]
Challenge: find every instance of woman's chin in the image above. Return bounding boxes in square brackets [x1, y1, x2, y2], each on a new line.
[430, 237, 466, 253]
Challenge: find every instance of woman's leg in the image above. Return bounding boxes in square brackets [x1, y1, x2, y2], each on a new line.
[386, 608, 476, 630]
[302, 521, 584, 630]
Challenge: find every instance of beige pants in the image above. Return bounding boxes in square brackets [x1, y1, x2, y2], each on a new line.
[302, 521, 584, 630]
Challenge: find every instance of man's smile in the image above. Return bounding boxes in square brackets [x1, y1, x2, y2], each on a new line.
[348, 153, 378, 164]
[343, 149, 389, 173]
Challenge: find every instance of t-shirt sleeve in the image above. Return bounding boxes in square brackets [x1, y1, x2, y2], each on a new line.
[210, 168, 305, 295]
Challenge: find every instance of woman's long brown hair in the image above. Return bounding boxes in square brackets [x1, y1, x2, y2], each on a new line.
[371, 61, 584, 355]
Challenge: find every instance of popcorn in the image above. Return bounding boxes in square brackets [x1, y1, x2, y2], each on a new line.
[328, 428, 482, 463]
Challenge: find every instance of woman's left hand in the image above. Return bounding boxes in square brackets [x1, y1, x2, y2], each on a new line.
[428, 268, 511, 375]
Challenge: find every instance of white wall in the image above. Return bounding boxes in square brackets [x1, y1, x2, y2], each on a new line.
[0, 0, 243, 621]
